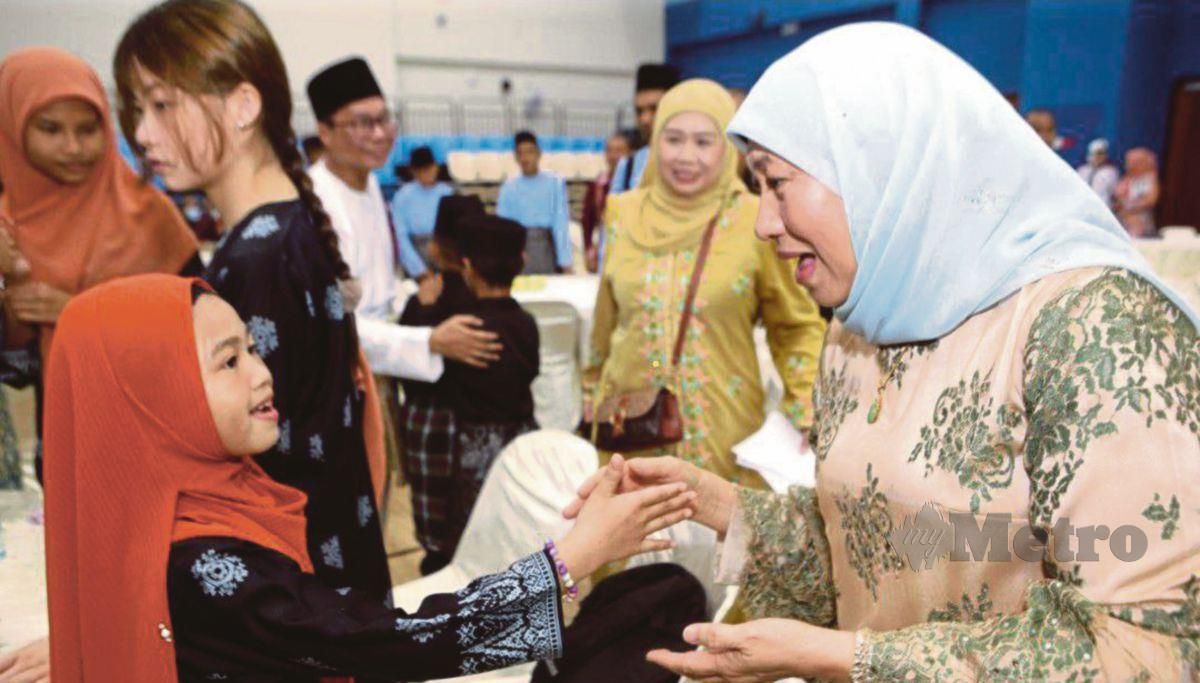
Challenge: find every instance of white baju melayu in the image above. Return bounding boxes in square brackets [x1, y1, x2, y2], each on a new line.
[310, 159, 443, 381]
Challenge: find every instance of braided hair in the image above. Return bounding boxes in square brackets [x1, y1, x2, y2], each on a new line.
[262, 116, 351, 281]
[114, 0, 350, 280]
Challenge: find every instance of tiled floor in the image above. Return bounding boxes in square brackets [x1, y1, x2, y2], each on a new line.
[4, 385, 426, 586]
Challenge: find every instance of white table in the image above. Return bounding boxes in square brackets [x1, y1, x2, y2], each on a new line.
[0, 489, 47, 651]
[1135, 231, 1200, 313]
[511, 274, 600, 361]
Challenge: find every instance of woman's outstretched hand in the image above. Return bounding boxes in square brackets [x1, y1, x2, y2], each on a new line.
[563, 454, 738, 535]
[646, 619, 856, 682]
[553, 454, 697, 580]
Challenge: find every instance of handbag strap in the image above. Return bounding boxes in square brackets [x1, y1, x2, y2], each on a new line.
[670, 212, 720, 367]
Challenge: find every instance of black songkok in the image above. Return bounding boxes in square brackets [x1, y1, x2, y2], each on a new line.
[306, 57, 384, 122]
[433, 194, 486, 247]
[459, 214, 526, 261]
[635, 63, 681, 93]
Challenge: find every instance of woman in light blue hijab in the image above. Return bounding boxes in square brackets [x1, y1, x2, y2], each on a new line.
[724, 26, 1195, 343]
[568, 22, 1199, 682]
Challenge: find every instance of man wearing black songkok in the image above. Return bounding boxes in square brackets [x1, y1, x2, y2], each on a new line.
[306, 57, 502, 537]
[609, 63, 681, 195]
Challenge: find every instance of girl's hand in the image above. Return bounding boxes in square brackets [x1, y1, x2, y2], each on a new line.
[563, 455, 737, 535]
[555, 454, 697, 579]
[0, 636, 50, 683]
[0, 223, 30, 280]
[7, 281, 70, 324]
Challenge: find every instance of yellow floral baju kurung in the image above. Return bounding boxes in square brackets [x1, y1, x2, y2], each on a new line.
[587, 189, 825, 487]
[584, 79, 826, 488]
[719, 268, 1200, 680]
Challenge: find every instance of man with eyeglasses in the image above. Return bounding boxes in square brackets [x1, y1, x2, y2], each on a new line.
[306, 57, 502, 494]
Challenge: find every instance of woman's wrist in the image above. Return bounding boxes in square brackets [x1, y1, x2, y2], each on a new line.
[694, 467, 737, 535]
[803, 627, 858, 681]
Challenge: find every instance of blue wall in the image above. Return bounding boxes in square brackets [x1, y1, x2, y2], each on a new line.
[1117, 0, 1200, 161]
[668, 5, 894, 90]
[921, 0, 1026, 94]
[666, 0, 1200, 168]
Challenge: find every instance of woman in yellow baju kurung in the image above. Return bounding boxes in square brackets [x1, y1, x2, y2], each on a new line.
[586, 80, 826, 487]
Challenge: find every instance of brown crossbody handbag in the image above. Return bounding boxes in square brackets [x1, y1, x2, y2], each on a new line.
[579, 212, 720, 452]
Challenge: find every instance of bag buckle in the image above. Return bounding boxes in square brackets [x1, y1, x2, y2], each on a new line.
[611, 398, 629, 437]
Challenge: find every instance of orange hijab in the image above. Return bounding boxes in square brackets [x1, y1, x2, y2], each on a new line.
[0, 47, 197, 357]
[44, 274, 312, 682]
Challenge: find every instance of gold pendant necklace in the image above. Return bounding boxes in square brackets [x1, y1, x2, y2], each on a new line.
[867, 348, 910, 424]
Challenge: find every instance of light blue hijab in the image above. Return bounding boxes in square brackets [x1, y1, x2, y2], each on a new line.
[728, 22, 1197, 345]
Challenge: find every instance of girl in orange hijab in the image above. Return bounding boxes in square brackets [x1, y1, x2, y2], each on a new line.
[0, 47, 199, 359]
[44, 274, 694, 682]
[0, 46, 199, 490]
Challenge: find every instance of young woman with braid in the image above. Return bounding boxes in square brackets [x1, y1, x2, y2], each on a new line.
[113, 0, 395, 607]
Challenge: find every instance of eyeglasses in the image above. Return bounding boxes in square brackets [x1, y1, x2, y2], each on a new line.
[331, 111, 397, 136]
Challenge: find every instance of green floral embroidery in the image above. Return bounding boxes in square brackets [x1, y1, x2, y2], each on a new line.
[928, 584, 995, 623]
[908, 370, 1023, 513]
[740, 486, 837, 625]
[875, 340, 939, 390]
[812, 360, 859, 462]
[833, 463, 904, 600]
[1109, 575, 1200, 639]
[725, 375, 745, 397]
[645, 320, 665, 340]
[731, 273, 752, 296]
[646, 349, 667, 369]
[1049, 563, 1085, 589]
[642, 270, 665, 285]
[867, 582, 1102, 682]
[782, 398, 809, 428]
[1023, 269, 1199, 527]
[785, 354, 807, 373]
[1143, 493, 1181, 540]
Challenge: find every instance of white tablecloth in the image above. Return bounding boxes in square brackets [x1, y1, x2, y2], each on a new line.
[0, 490, 47, 650]
[1135, 231, 1200, 313]
[511, 274, 600, 360]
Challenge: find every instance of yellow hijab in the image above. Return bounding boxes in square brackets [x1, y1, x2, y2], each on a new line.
[630, 78, 746, 252]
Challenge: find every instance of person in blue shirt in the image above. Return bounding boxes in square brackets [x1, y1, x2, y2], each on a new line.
[609, 63, 680, 195]
[495, 131, 571, 274]
[390, 146, 453, 280]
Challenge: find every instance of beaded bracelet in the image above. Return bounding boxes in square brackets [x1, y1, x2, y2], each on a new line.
[544, 540, 579, 602]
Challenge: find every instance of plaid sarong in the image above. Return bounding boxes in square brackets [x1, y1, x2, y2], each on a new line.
[399, 398, 457, 555]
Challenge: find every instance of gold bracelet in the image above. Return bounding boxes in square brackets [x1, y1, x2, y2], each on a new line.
[850, 628, 872, 683]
